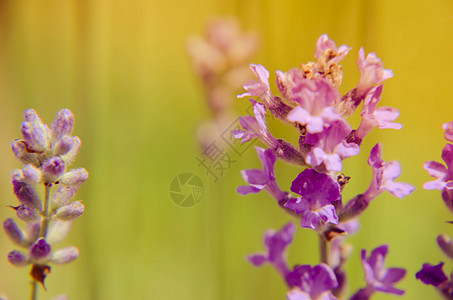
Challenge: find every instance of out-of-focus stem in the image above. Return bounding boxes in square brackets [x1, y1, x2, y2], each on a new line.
[319, 233, 329, 265]
[30, 280, 37, 300]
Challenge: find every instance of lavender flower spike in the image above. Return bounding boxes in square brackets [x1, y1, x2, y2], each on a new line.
[5, 108, 87, 295]
[351, 245, 406, 300]
[248, 222, 296, 280]
[284, 169, 341, 229]
[237, 146, 286, 202]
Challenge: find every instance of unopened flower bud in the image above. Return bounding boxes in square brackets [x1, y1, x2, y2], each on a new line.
[21, 109, 50, 153]
[42, 157, 65, 183]
[437, 234, 453, 260]
[55, 201, 85, 221]
[3, 219, 28, 247]
[26, 222, 40, 245]
[11, 140, 38, 165]
[15, 205, 40, 223]
[53, 135, 74, 156]
[12, 175, 42, 210]
[51, 247, 79, 264]
[59, 168, 89, 186]
[21, 164, 42, 184]
[7, 250, 29, 267]
[60, 136, 81, 166]
[29, 238, 51, 263]
[46, 221, 72, 245]
[51, 109, 74, 141]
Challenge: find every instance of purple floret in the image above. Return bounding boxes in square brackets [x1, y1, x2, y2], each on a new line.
[284, 169, 341, 229]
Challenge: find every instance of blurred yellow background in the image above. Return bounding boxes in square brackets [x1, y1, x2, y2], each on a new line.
[0, 0, 452, 299]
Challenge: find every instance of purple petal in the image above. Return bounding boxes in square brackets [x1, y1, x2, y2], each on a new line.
[29, 238, 51, 263]
[247, 254, 267, 267]
[300, 210, 321, 229]
[382, 268, 406, 285]
[237, 185, 263, 195]
[290, 169, 341, 205]
[442, 121, 453, 142]
[8, 250, 29, 267]
[416, 263, 448, 287]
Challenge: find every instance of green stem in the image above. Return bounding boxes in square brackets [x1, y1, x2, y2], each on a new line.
[39, 183, 52, 238]
[30, 277, 37, 300]
[319, 233, 329, 265]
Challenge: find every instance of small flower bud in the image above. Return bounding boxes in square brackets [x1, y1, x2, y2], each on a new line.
[51, 185, 79, 209]
[21, 109, 50, 153]
[437, 234, 453, 260]
[53, 135, 74, 156]
[11, 178, 42, 210]
[51, 247, 79, 264]
[26, 222, 41, 245]
[7, 250, 29, 267]
[42, 157, 65, 183]
[29, 238, 51, 263]
[59, 168, 89, 186]
[46, 220, 72, 245]
[60, 136, 81, 166]
[3, 218, 28, 248]
[11, 140, 38, 165]
[15, 205, 40, 223]
[55, 201, 85, 221]
[21, 164, 42, 184]
[51, 109, 74, 141]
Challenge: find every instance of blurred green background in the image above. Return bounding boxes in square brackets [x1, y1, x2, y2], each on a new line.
[0, 0, 452, 299]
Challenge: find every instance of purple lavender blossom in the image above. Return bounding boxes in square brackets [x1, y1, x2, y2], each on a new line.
[233, 99, 277, 147]
[304, 119, 360, 172]
[351, 245, 406, 299]
[238, 64, 271, 100]
[284, 169, 341, 229]
[363, 143, 414, 202]
[5, 108, 87, 292]
[416, 262, 448, 287]
[237, 146, 286, 202]
[248, 222, 296, 279]
[287, 79, 342, 134]
[286, 264, 338, 300]
[423, 143, 453, 191]
[354, 85, 402, 142]
[29, 238, 52, 263]
[356, 48, 393, 97]
[234, 99, 305, 166]
[315, 34, 351, 65]
[443, 121, 453, 143]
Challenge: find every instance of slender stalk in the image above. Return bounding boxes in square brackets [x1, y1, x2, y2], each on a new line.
[30, 280, 37, 300]
[319, 233, 329, 265]
[39, 183, 52, 238]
